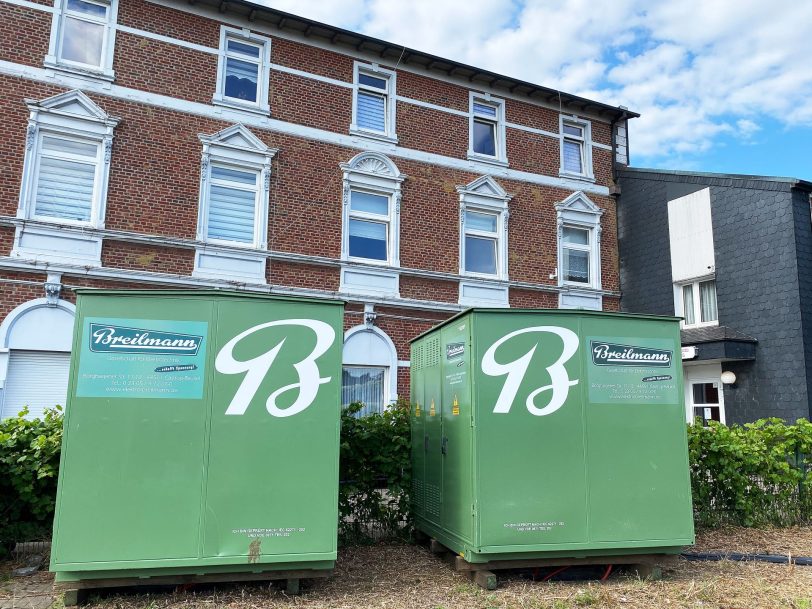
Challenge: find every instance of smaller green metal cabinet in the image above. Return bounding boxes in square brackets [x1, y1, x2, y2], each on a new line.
[50, 290, 344, 582]
[410, 309, 694, 563]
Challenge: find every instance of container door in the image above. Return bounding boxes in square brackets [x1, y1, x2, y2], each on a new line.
[474, 312, 589, 548]
[440, 320, 473, 542]
[581, 316, 693, 544]
[52, 296, 213, 566]
[201, 298, 342, 561]
[410, 340, 426, 520]
[422, 334, 444, 526]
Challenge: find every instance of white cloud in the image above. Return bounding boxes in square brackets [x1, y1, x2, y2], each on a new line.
[259, 0, 812, 166]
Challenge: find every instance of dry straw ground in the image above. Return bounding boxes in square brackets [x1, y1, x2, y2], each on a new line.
[2, 527, 811, 609]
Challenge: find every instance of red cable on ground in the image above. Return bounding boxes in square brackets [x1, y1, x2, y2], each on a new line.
[600, 564, 613, 581]
[541, 566, 569, 582]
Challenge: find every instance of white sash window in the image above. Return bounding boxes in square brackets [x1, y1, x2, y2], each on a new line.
[351, 63, 397, 142]
[45, 0, 118, 80]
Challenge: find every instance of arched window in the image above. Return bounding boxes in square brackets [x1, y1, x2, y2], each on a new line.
[0, 298, 75, 419]
[342, 323, 398, 416]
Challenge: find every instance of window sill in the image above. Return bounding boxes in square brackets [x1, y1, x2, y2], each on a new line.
[467, 152, 509, 168]
[43, 60, 115, 83]
[348, 127, 399, 145]
[558, 170, 596, 183]
[681, 321, 720, 330]
[212, 96, 270, 117]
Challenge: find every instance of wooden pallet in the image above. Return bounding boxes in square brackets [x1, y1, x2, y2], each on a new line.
[428, 538, 676, 590]
[57, 568, 333, 605]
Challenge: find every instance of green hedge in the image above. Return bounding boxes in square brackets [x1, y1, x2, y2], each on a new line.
[0, 406, 63, 556]
[3, 404, 811, 555]
[338, 399, 411, 544]
[688, 418, 812, 527]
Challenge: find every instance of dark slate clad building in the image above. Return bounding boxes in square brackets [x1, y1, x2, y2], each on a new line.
[617, 167, 812, 424]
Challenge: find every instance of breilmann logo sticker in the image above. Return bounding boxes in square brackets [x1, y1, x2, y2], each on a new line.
[77, 317, 208, 400]
[89, 323, 204, 356]
[586, 335, 679, 405]
[446, 342, 465, 360]
[590, 341, 672, 368]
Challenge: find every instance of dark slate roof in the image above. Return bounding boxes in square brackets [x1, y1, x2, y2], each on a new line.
[194, 0, 637, 121]
[681, 325, 758, 345]
[619, 167, 812, 192]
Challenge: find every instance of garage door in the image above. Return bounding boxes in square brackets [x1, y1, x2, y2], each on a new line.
[2, 350, 71, 420]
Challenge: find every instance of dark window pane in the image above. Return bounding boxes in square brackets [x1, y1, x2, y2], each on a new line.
[224, 57, 259, 102]
[349, 219, 387, 260]
[692, 382, 719, 405]
[359, 73, 387, 89]
[473, 119, 496, 156]
[465, 235, 497, 274]
[227, 39, 261, 58]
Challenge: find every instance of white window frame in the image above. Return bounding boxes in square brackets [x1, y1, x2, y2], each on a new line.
[675, 277, 719, 329]
[340, 152, 404, 268]
[559, 225, 595, 286]
[213, 26, 272, 115]
[18, 90, 118, 230]
[196, 124, 277, 250]
[350, 62, 398, 143]
[457, 176, 511, 281]
[559, 115, 595, 181]
[44, 0, 118, 81]
[555, 191, 603, 310]
[684, 364, 726, 425]
[468, 92, 508, 166]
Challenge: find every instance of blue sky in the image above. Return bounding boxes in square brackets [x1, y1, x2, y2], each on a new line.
[260, 0, 812, 180]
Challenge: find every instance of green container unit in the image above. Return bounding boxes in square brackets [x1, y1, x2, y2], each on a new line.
[50, 290, 344, 582]
[410, 309, 694, 563]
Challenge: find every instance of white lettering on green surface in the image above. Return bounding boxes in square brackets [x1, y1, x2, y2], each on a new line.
[481, 326, 579, 416]
[216, 319, 336, 417]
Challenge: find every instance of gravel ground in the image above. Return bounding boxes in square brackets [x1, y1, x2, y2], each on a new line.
[2, 528, 812, 609]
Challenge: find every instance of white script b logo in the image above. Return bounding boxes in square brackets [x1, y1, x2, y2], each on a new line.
[216, 319, 336, 417]
[481, 326, 579, 416]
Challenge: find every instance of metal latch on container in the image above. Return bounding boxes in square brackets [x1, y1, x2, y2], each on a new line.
[424, 435, 429, 451]
[441, 436, 448, 455]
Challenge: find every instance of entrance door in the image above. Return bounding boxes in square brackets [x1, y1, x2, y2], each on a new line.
[684, 363, 725, 424]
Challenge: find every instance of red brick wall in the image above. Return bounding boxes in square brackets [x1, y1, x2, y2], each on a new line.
[399, 276, 458, 303]
[101, 241, 195, 275]
[509, 288, 558, 308]
[268, 261, 339, 291]
[0, 5, 50, 68]
[0, 227, 15, 256]
[5, 1, 618, 186]
[113, 32, 217, 105]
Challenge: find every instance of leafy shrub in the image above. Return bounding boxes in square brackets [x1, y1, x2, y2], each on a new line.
[0, 406, 63, 556]
[689, 418, 812, 527]
[339, 399, 411, 544]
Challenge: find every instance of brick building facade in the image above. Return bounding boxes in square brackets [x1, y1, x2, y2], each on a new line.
[0, 0, 634, 418]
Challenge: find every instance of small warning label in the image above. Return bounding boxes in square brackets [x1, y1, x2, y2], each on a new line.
[429, 399, 436, 417]
[452, 395, 460, 415]
[415, 402, 421, 417]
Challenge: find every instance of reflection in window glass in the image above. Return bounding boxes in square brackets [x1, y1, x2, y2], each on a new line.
[342, 366, 386, 417]
[465, 235, 497, 275]
[61, 17, 105, 66]
[349, 219, 387, 260]
[472, 119, 496, 156]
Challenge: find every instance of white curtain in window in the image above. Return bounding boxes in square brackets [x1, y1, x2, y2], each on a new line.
[563, 140, 583, 173]
[700, 280, 718, 322]
[342, 366, 386, 417]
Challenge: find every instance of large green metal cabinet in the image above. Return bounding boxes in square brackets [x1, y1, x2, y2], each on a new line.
[410, 309, 694, 563]
[51, 290, 344, 582]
